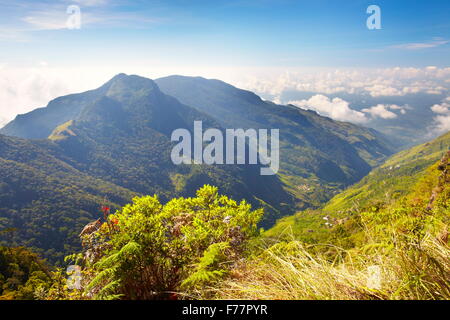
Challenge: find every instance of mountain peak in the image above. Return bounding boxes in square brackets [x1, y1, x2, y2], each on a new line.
[103, 74, 160, 102]
[0, 74, 161, 139]
[105, 73, 157, 89]
[111, 72, 128, 79]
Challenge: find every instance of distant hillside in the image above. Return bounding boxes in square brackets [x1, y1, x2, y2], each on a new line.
[41, 74, 295, 222]
[156, 75, 395, 207]
[322, 130, 450, 214]
[0, 134, 137, 262]
[265, 130, 450, 240]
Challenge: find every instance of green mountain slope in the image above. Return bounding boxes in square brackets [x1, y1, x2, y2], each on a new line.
[0, 134, 137, 262]
[322, 130, 450, 214]
[45, 74, 294, 221]
[265, 130, 450, 240]
[0, 76, 122, 139]
[213, 148, 450, 301]
[156, 75, 395, 208]
[0, 74, 297, 262]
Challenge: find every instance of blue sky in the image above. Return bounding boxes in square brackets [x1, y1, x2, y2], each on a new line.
[0, 0, 449, 68]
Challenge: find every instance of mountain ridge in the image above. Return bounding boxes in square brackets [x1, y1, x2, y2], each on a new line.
[156, 75, 395, 206]
[1, 73, 396, 209]
[0, 73, 397, 261]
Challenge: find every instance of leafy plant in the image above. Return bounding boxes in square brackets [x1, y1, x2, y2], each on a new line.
[76, 185, 263, 300]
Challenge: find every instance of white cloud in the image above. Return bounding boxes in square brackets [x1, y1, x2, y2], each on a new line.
[0, 64, 448, 130]
[3, 2, 162, 36]
[0, 64, 108, 124]
[0, 116, 8, 128]
[235, 67, 450, 99]
[432, 114, 450, 135]
[431, 104, 450, 114]
[431, 97, 450, 115]
[0, 70, 65, 121]
[0, 63, 257, 124]
[429, 97, 450, 135]
[70, 0, 108, 6]
[389, 104, 408, 115]
[289, 94, 368, 124]
[362, 104, 399, 119]
[22, 12, 67, 30]
[21, 10, 109, 31]
[391, 39, 449, 50]
[364, 84, 402, 97]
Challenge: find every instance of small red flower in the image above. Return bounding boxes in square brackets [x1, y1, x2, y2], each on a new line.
[101, 206, 110, 212]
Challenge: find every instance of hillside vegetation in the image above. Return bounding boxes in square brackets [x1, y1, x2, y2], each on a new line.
[0, 135, 137, 262]
[0, 74, 446, 300]
[0, 244, 51, 300]
[265, 131, 450, 241]
[156, 75, 395, 207]
[24, 133, 449, 300]
[206, 148, 450, 300]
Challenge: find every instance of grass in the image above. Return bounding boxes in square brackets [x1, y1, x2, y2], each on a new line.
[321, 132, 450, 214]
[189, 151, 450, 300]
[199, 230, 449, 300]
[48, 120, 76, 141]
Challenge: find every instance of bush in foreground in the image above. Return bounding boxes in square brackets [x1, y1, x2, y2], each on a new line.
[54, 185, 262, 300]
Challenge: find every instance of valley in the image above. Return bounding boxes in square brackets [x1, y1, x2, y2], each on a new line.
[0, 74, 448, 301]
[0, 73, 396, 262]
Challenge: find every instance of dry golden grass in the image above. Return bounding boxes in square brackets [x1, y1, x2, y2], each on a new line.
[196, 232, 449, 300]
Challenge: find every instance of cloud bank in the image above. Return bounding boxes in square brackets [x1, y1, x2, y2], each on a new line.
[430, 97, 450, 135]
[361, 104, 407, 119]
[288, 95, 368, 124]
[236, 67, 450, 99]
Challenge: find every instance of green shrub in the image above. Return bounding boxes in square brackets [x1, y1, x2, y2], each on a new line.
[74, 185, 263, 300]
